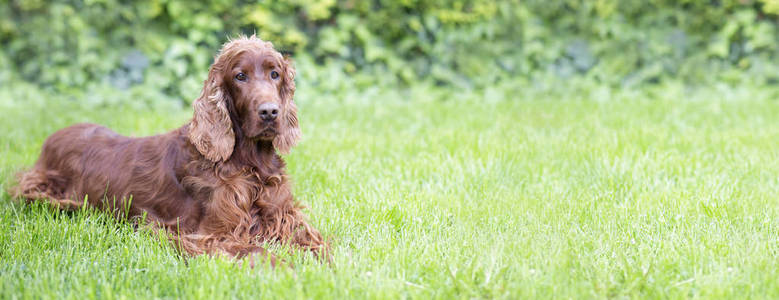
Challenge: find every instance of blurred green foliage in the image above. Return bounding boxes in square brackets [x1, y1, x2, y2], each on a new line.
[0, 0, 777, 103]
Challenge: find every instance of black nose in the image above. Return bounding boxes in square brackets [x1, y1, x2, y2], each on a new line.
[258, 103, 279, 121]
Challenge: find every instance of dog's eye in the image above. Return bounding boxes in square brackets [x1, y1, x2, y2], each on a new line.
[235, 72, 247, 82]
[270, 71, 279, 80]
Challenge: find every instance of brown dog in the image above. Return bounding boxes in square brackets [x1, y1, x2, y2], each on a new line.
[14, 36, 326, 264]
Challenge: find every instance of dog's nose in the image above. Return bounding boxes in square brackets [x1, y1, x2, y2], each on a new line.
[258, 103, 279, 121]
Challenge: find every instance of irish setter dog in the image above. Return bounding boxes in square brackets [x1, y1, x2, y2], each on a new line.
[13, 36, 325, 265]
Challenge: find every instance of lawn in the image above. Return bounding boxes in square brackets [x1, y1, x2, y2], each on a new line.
[1, 83, 778, 299]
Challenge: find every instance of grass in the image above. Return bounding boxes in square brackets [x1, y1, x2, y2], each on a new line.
[1, 82, 778, 299]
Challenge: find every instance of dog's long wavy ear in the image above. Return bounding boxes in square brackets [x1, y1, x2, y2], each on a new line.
[189, 66, 235, 162]
[273, 56, 301, 155]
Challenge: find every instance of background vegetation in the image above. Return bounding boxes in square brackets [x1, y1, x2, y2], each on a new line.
[2, 1, 779, 299]
[1, 0, 778, 102]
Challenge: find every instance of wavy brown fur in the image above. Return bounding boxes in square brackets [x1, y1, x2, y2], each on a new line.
[12, 36, 326, 265]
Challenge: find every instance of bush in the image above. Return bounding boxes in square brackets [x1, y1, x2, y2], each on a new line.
[0, 0, 777, 103]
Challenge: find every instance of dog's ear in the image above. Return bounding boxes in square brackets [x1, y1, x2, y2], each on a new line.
[189, 67, 235, 162]
[273, 56, 301, 155]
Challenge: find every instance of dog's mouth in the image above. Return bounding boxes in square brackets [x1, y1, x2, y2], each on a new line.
[246, 119, 278, 141]
[254, 127, 277, 140]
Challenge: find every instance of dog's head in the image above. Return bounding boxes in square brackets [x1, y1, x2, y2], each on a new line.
[189, 35, 300, 162]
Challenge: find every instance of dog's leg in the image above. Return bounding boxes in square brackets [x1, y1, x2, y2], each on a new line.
[232, 244, 279, 268]
[14, 168, 84, 210]
[171, 232, 279, 267]
[290, 218, 329, 260]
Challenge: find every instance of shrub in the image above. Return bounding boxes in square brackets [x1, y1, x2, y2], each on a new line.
[0, 0, 776, 102]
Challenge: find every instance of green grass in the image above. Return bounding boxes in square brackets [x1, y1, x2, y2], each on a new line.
[1, 83, 778, 299]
